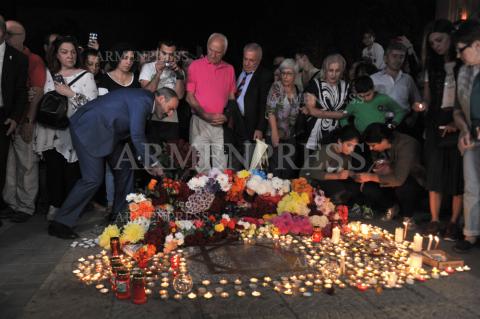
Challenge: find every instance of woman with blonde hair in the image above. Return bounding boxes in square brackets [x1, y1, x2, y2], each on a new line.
[303, 53, 350, 151]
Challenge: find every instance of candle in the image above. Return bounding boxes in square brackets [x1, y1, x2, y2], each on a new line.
[251, 290, 261, 297]
[332, 227, 340, 244]
[387, 272, 397, 287]
[434, 236, 440, 250]
[360, 224, 369, 236]
[203, 292, 213, 299]
[187, 292, 197, 299]
[427, 234, 433, 251]
[237, 291, 246, 297]
[413, 233, 423, 252]
[340, 251, 346, 275]
[394, 227, 403, 243]
[403, 221, 409, 239]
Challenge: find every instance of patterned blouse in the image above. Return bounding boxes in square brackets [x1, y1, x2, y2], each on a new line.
[265, 81, 301, 140]
[34, 70, 98, 163]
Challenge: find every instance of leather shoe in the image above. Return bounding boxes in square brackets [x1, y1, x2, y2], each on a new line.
[0, 206, 15, 219]
[10, 211, 32, 223]
[48, 221, 79, 239]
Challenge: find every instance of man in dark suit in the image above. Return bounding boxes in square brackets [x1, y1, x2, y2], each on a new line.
[0, 16, 28, 226]
[48, 88, 179, 239]
[226, 43, 272, 169]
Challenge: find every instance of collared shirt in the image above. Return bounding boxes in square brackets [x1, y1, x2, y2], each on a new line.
[186, 57, 236, 114]
[371, 69, 421, 110]
[456, 64, 480, 127]
[236, 70, 254, 115]
[0, 41, 5, 107]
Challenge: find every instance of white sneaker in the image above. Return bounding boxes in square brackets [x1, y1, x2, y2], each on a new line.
[381, 205, 399, 221]
[46, 205, 57, 221]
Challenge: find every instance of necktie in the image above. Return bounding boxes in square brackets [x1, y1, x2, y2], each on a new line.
[235, 72, 251, 99]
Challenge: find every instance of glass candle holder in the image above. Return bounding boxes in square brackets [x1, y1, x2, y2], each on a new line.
[110, 237, 121, 257]
[132, 272, 147, 305]
[115, 268, 131, 300]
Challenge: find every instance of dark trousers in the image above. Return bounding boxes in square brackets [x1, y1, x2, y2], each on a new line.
[267, 137, 299, 179]
[54, 131, 134, 227]
[0, 110, 10, 208]
[43, 149, 81, 208]
[146, 121, 179, 144]
[361, 176, 425, 217]
[315, 179, 362, 206]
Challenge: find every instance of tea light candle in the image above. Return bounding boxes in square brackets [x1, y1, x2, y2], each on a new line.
[159, 289, 168, 296]
[251, 290, 261, 297]
[234, 278, 242, 285]
[360, 224, 369, 236]
[413, 233, 423, 252]
[215, 287, 223, 294]
[263, 276, 272, 282]
[188, 292, 197, 299]
[463, 265, 471, 271]
[95, 284, 104, 290]
[237, 291, 246, 297]
[197, 287, 207, 294]
[145, 289, 152, 295]
[202, 280, 211, 286]
[219, 278, 228, 285]
[445, 267, 455, 274]
[174, 294, 182, 300]
[250, 277, 258, 283]
[99, 288, 109, 294]
[203, 292, 213, 299]
[160, 282, 169, 288]
[220, 292, 229, 298]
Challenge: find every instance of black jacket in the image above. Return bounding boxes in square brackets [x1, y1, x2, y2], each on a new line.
[1, 43, 28, 122]
[239, 66, 272, 141]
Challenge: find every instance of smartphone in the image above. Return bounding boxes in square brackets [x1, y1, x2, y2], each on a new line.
[88, 32, 98, 45]
[53, 74, 65, 84]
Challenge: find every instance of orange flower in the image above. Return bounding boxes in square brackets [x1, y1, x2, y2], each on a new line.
[147, 179, 158, 191]
[291, 177, 314, 202]
[129, 203, 139, 212]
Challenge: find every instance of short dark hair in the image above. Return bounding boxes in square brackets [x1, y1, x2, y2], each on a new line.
[452, 19, 480, 46]
[155, 87, 178, 100]
[0, 15, 6, 35]
[157, 40, 176, 49]
[108, 43, 137, 71]
[336, 125, 361, 142]
[364, 29, 375, 37]
[47, 36, 82, 74]
[81, 48, 99, 65]
[363, 123, 394, 143]
[386, 41, 407, 55]
[354, 75, 374, 93]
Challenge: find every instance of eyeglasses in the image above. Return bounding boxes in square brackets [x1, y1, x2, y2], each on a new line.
[281, 71, 295, 76]
[456, 43, 471, 54]
[6, 31, 24, 37]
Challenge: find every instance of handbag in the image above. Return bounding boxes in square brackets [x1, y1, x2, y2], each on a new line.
[37, 71, 87, 129]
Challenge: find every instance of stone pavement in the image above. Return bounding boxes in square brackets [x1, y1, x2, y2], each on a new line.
[1, 211, 480, 319]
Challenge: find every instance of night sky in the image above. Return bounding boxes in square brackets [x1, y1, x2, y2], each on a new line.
[1, 0, 436, 68]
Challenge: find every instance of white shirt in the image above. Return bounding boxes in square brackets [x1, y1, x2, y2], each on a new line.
[236, 71, 254, 115]
[0, 41, 5, 107]
[371, 70, 421, 110]
[139, 61, 180, 123]
[362, 42, 385, 70]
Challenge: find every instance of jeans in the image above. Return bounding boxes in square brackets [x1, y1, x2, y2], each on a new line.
[463, 145, 480, 237]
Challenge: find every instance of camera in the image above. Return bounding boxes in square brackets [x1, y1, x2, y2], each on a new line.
[53, 74, 65, 84]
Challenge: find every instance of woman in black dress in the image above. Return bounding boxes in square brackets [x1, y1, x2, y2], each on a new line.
[416, 19, 463, 239]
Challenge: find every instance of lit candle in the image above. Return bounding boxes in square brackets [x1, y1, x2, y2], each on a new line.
[237, 291, 246, 297]
[332, 227, 340, 244]
[340, 250, 346, 275]
[409, 253, 423, 270]
[394, 227, 403, 243]
[203, 292, 213, 299]
[360, 224, 369, 236]
[434, 236, 440, 250]
[427, 234, 433, 251]
[251, 290, 261, 297]
[413, 233, 423, 252]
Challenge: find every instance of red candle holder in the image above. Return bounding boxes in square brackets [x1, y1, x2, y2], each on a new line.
[312, 227, 323, 243]
[132, 273, 147, 304]
[115, 268, 131, 300]
[110, 237, 121, 257]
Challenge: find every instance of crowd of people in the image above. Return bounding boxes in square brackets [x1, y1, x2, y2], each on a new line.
[0, 14, 479, 254]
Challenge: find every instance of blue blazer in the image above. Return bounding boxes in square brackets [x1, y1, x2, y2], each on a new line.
[70, 88, 157, 166]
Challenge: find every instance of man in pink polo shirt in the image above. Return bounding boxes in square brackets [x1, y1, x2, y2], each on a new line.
[186, 33, 236, 173]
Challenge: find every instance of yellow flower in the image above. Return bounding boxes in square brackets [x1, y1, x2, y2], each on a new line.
[237, 170, 250, 179]
[214, 223, 225, 232]
[120, 222, 145, 244]
[277, 192, 310, 215]
[98, 224, 120, 249]
[272, 227, 280, 236]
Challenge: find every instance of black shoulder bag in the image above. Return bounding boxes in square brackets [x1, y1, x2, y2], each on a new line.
[37, 71, 88, 129]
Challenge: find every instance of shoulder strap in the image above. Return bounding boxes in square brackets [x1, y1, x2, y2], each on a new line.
[67, 71, 88, 87]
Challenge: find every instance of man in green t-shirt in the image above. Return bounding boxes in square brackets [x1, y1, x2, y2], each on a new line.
[340, 76, 406, 133]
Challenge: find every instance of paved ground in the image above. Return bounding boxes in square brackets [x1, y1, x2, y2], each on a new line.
[1, 211, 480, 319]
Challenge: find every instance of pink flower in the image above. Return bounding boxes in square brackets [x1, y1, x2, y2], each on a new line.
[194, 220, 204, 228]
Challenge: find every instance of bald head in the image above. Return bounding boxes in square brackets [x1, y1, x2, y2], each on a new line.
[6, 20, 25, 51]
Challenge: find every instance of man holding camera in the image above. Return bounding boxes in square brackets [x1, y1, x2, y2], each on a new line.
[140, 40, 185, 143]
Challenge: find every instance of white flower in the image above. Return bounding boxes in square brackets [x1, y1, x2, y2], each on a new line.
[176, 220, 194, 231]
[256, 182, 268, 195]
[246, 175, 262, 192]
[187, 175, 209, 191]
[216, 174, 231, 192]
[126, 193, 146, 203]
[208, 168, 222, 178]
[310, 215, 329, 228]
[175, 232, 185, 246]
[281, 180, 291, 194]
[272, 177, 283, 190]
[221, 214, 231, 221]
[267, 173, 273, 179]
[126, 193, 136, 202]
[165, 234, 174, 243]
